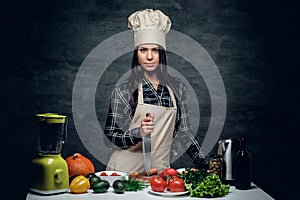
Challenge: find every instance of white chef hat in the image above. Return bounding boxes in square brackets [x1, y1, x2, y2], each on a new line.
[128, 9, 171, 50]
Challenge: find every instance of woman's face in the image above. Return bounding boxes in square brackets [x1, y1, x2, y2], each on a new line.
[137, 44, 160, 73]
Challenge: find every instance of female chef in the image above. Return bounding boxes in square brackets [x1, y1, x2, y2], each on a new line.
[104, 9, 207, 174]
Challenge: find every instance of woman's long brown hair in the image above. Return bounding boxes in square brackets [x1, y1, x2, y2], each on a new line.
[127, 46, 178, 108]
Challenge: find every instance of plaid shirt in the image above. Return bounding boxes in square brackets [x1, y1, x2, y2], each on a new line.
[104, 78, 206, 168]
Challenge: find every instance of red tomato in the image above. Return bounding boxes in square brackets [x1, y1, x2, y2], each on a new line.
[160, 168, 178, 180]
[100, 172, 108, 176]
[167, 176, 181, 191]
[150, 176, 167, 192]
[168, 178, 185, 192]
[110, 172, 120, 176]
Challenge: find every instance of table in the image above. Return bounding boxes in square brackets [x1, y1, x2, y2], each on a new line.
[26, 183, 274, 200]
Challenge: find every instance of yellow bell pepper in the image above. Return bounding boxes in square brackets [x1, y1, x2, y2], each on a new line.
[69, 175, 90, 194]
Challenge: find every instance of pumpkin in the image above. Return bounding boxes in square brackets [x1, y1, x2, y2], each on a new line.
[65, 153, 95, 178]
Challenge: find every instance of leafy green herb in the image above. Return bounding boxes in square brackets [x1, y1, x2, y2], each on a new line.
[190, 173, 230, 198]
[178, 166, 208, 189]
[123, 178, 148, 192]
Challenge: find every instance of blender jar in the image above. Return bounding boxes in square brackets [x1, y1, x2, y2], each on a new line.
[36, 113, 67, 154]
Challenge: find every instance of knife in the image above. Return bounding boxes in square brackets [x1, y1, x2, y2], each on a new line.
[143, 113, 152, 176]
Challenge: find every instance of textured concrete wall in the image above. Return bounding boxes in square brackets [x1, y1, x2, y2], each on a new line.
[3, 0, 298, 199]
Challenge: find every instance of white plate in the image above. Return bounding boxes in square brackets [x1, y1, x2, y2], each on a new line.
[148, 188, 189, 196]
[176, 168, 186, 174]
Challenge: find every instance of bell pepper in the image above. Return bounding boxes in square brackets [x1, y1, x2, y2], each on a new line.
[69, 175, 90, 194]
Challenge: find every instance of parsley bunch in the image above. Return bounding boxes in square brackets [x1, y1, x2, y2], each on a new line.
[178, 166, 208, 189]
[123, 178, 148, 192]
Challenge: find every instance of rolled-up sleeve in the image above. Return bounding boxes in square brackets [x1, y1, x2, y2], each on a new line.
[104, 86, 142, 149]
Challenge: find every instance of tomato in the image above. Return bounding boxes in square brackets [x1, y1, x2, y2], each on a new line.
[150, 176, 167, 192]
[167, 176, 181, 191]
[168, 178, 185, 192]
[160, 168, 178, 180]
[110, 172, 120, 176]
[100, 172, 108, 176]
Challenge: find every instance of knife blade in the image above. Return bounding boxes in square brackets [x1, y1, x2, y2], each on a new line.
[142, 136, 151, 176]
[143, 113, 152, 176]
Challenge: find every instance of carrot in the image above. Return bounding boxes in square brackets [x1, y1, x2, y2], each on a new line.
[129, 168, 158, 177]
[149, 168, 158, 175]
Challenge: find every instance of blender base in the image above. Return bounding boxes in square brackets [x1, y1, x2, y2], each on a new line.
[29, 154, 69, 195]
[29, 188, 68, 195]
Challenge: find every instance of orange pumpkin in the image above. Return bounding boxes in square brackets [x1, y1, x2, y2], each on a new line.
[65, 153, 95, 178]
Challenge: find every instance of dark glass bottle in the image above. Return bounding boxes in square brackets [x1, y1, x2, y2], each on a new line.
[235, 136, 251, 190]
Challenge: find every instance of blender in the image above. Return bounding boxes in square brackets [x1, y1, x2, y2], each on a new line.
[29, 113, 69, 195]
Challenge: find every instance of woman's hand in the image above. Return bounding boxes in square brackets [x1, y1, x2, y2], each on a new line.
[140, 113, 155, 137]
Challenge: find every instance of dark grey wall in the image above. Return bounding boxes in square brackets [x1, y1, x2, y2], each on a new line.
[3, 0, 298, 199]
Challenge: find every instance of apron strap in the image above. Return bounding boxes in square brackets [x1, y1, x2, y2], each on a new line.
[166, 85, 177, 109]
[138, 83, 144, 105]
[138, 83, 177, 109]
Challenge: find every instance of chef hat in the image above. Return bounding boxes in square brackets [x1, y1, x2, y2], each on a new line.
[128, 9, 171, 50]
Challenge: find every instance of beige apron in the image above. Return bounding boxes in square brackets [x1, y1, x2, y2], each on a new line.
[106, 83, 177, 174]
